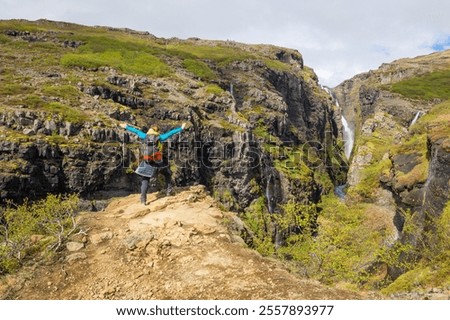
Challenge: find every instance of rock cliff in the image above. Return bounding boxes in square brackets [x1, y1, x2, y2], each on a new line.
[332, 50, 450, 280]
[0, 19, 343, 214]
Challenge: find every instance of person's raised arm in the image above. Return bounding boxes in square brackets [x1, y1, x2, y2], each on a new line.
[119, 123, 147, 139]
[159, 123, 186, 142]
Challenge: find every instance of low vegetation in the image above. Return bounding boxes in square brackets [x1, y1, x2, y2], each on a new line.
[347, 121, 395, 200]
[411, 100, 450, 144]
[0, 194, 80, 274]
[243, 192, 395, 287]
[182, 59, 216, 80]
[382, 202, 450, 294]
[389, 70, 450, 101]
[61, 50, 173, 77]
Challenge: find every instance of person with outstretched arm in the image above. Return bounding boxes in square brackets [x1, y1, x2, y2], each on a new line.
[119, 122, 186, 205]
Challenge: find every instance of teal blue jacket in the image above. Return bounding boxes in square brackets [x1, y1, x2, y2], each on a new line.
[125, 125, 183, 141]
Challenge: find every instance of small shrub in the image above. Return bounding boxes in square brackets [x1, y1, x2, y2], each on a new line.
[22, 94, 46, 108]
[382, 202, 450, 293]
[275, 202, 317, 239]
[0, 194, 80, 274]
[278, 195, 387, 285]
[241, 197, 275, 256]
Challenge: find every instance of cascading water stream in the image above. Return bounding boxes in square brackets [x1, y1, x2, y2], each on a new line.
[266, 174, 275, 214]
[341, 115, 354, 160]
[409, 111, 424, 127]
[322, 86, 354, 199]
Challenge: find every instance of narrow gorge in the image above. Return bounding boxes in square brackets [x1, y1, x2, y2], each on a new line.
[0, 19, 449, 297]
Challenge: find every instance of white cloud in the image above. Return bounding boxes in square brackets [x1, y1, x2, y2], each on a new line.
[1, 0, 449, 87]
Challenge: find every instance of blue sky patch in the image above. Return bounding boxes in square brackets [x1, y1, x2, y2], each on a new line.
[431, 36, 450, 51]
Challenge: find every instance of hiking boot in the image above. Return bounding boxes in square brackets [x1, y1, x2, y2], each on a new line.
[166, 186, 174, 196]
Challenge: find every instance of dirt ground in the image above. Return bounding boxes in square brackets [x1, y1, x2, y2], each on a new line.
[1, 185, 367, 300]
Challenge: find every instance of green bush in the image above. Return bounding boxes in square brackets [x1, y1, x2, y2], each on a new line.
[0, 33, 10, 44]
[275, 202, 317, 239]
[382, 202, 450, 294]
[21, 94, 46, 108]
[0, 194, 80, 274]
[278, 195, 386, 285]
[241, 197, 275, 256]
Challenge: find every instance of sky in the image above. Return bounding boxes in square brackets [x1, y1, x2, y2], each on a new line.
[1, 0, 449, 87]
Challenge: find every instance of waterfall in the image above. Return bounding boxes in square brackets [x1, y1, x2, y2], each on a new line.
[341, 115, 354, 159]
[274, 225, 283, 249]
[322, 86, 340, 106]
[266, 175, 275, 214]
[322, 86, 332, 96]
[322, 86, 352, 158]
[229, 82, 237, 114]
[409, 111, 424, 127]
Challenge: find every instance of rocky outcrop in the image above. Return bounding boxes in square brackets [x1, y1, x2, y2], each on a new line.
[0, 139, 127, 201]
[83, 85, 156, 109]
[421, 140, 450, 217]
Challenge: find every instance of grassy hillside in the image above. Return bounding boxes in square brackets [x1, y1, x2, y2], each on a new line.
[0, 18, 308, 152]
[390, 70, 450, 101]
[0, 19, 294, 78]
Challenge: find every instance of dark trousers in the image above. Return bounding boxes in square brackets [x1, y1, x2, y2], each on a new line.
[140, 164, 172, 204]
